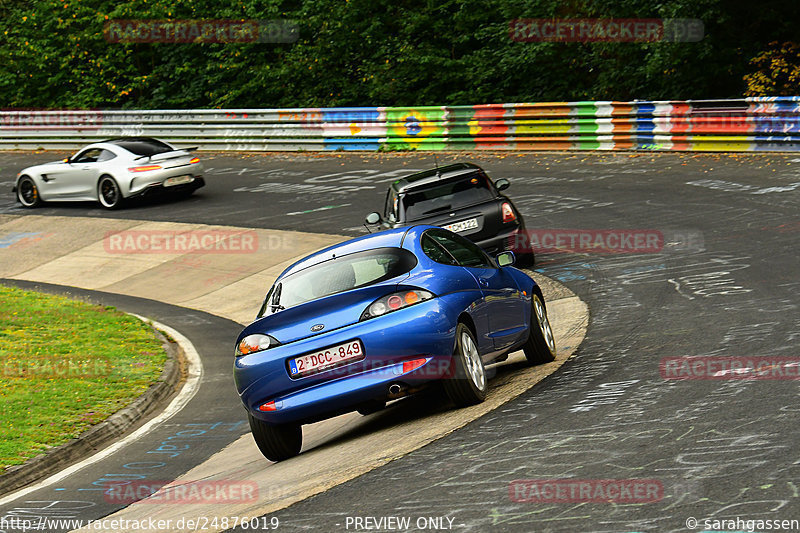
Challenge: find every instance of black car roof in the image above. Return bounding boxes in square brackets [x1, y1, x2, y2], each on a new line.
[102, 136, 160, 143]
[391, 163, 484, 194]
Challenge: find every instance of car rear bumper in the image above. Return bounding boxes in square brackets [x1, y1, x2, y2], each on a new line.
[127, 176, 205, 199]
[234, 299, 458, 425]
[126, 161, 205, 196]
[473, 224, 531, 256]
[249, 356, 449, 424]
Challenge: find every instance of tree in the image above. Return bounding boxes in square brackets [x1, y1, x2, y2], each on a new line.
[744, 42, 800, 96]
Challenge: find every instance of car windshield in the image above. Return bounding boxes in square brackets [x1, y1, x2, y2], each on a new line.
[258, 247, 417, 317]
[402, 173, 495, 221]
[111, 138, 174, 157]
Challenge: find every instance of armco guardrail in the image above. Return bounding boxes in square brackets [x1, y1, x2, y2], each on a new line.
[1, 97, 799, 152]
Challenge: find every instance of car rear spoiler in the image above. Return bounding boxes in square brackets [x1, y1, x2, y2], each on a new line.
[133, 147, 199, 162]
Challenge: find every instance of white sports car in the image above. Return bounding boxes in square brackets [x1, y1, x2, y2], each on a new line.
[14, 137, 205, 209]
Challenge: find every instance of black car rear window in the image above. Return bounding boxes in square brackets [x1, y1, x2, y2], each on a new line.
[111, 138, 174, 156]
[258, 247, 417, 317]
[402, 173, 495, 221]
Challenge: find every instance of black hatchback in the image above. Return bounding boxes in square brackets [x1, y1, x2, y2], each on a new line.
[365, 163, 534, 265]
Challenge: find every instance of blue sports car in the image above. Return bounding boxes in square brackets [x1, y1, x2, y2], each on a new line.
[233, 225, 556, 461]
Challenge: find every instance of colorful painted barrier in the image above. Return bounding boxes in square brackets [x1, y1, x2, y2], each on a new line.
[1, 97, 799, 151]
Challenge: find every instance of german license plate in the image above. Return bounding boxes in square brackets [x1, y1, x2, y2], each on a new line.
[288, 340, 364, 378]
[443, 218, 478, 233]
[163, 175, 194, 187]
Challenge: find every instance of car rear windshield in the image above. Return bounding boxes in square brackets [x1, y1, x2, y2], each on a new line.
[402, 173, 495, 221]
[258, 247, 417, 317]
[111, 138, 174, 156]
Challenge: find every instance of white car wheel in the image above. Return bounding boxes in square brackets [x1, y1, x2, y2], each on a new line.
[98, 176, 123, 209]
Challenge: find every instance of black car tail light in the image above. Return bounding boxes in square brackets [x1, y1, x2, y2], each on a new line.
[502, 202, 516, 223]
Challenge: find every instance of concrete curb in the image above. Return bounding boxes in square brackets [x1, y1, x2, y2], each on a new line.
[0, 312, 185, 496]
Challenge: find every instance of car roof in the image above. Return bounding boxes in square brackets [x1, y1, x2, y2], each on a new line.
[279, 226, 413, 279]
[390, 163, 484, 194]
[74, 142, 124, 153]
[71, 137, 173, 155]
[101, 136, 165, 145]
[98, 137, 181, 157]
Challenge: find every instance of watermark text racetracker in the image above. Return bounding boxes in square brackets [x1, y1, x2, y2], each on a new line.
[103, 480, 257, 504]
[509, 479, 663, 503]
[661, 356, 800, 380]
[510, 228, 704, 254]
[509, 18, 704, 42]
[2, 358, 111, 379]
[0, 109, 102, 130]
[103, 230, 292, 254]
[516, 229, 662, 254]
[104, 19, 298, 44]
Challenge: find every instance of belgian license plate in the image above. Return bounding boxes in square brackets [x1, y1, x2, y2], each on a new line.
[288, 340, 364, 378]
[163, 175, 194, 187]
[443, 218, 478, 233]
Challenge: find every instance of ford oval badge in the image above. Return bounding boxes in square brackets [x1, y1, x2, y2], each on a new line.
[311, 324, 325, 332]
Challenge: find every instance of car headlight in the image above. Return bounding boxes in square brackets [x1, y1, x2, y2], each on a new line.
[360, 289, 434, 321]
[235, 334, 279, 356]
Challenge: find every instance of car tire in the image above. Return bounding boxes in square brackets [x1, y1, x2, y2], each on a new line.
[97, 176, 123, 209]
[522, 294, 556, 364]
[248, 413, 302, 462]
[356, 399, 386, 416]
[17, 176, 42, 208]
[443, 323, 487, 407]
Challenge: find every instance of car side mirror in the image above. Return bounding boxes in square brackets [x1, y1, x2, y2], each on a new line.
[496, 251, 516, 267]
[63, 158, 71, 164]
[365, 212, 382, 225]
[495, 178, 510, 192]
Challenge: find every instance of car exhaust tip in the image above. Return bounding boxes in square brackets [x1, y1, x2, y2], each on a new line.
[388, 383, 403, 396]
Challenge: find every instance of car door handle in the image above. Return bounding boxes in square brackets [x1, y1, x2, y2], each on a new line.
[478, 279, 489, 287]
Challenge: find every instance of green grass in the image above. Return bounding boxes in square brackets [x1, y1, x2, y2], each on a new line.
[0, 285, 167, 473]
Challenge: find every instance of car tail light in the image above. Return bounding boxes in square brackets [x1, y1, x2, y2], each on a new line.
[235, 334, 279, 356]
[360, 289, 434, 321]
[502, 202, 516, 223]
[128, 164, 162, 172]
[189, 157, 200, 164]
[402, 358, 427, 374]
[258, 401, 278, 411]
